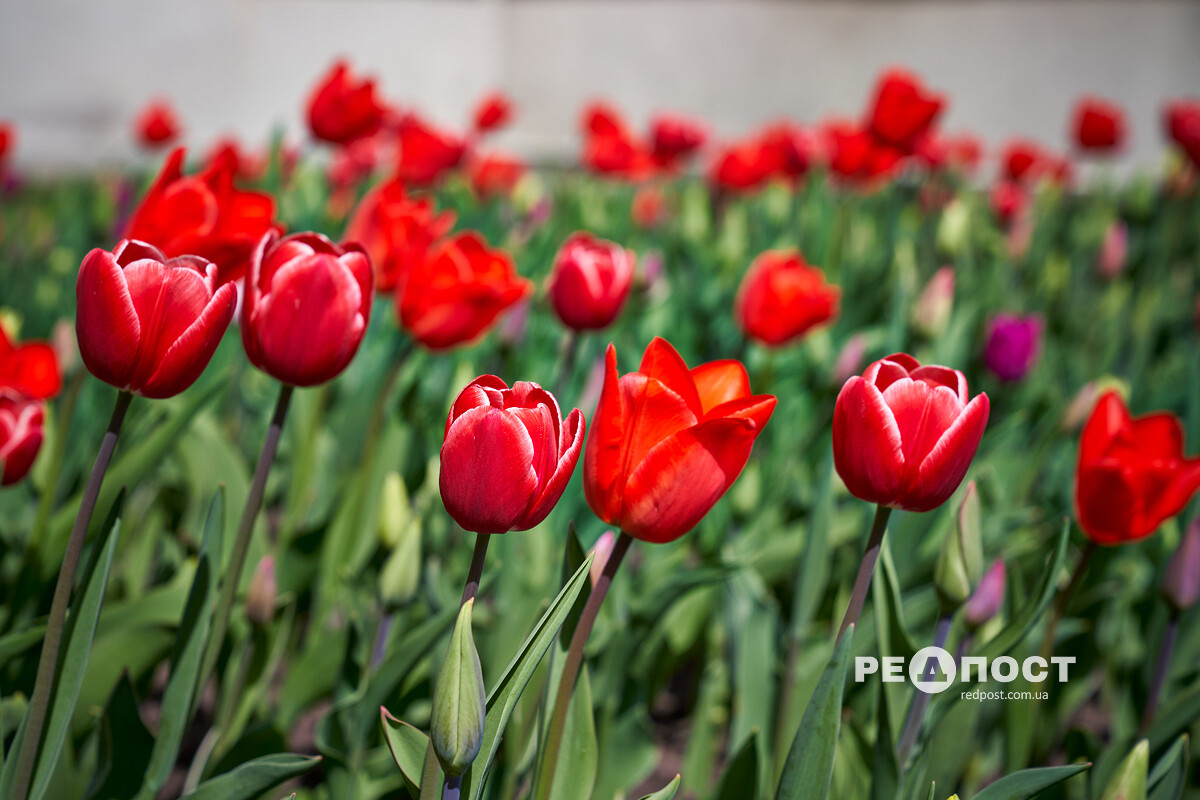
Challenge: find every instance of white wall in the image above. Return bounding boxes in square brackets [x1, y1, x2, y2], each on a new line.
[2, 0, 1198, 172]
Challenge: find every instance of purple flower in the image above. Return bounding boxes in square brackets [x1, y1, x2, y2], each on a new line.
[983, 313, 1043, 382]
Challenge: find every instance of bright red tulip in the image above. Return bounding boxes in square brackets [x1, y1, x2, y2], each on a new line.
[306, 60, 387, 146]
[124, 147, 279, 285]
[865, 69, 945, 153]
[0, 327, 60, 400]
[398, 232, 531, 350]
[0, 394, 44, 486]
[1165, 99, 1200, 170]
[1075, 391, 1200, 545]
[546, 233, 636, 331]
[584, 338, 776, 543]
[242, 232, 373, 386]
[709, 138, 772, 192]
[990, 180, 1028, 227]
[580, 102, 653, 180]
[469, 152, 526, 200]
[472, 92, 513, 134]
[76, 240, 236, 398]
[396, 114, 466, 187]
[345, 177, 456, 293]
[823, 120, 902, 184]
[758, 122, 819, 182]
[650, 113, 707, 171]
[1001, 139, 1044, 183]
[833, 353, 989, 512]
[134, 100, 182, 149]
[0, 123, 12, 172]
[1072, 96, 1126, 153]
[440, 376, 585, 534]
[735, 250, 840, 347]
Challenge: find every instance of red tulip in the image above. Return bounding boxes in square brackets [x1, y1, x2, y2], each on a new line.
[709, 138, 772, 192]
[990, 180, 1028, 227]
[134, 100, 182, 149]
[758, 122, 819, 182]
[0, 394, 44, 486]
[650, 113, 707, 171]
[206, 138, 267, 183]
[735, 250, 840, 347]
[469, 152, 526, 200]
[1001, 139, 1044, 183]
[242, 232, 373, 386]
[124, 148, 279, 285]
[1072, 96, 1126, 153]
[306, 60, 387, 146]
[396, 114, 466, 187]
[344, 177, 455, 293]
[398, 232, 531, 351]
[580, 102, 653, 180]
[546, 233, 636, 331]
[0, 123, 12, 172]
[833, 353, 989, 512]
[472, 92, 513, 134]
[1164, 99, 1200, 170]
[76, 240, 236, 398]
[1075, 391, 1200, 545]
[0, 327, 61, 400]
[823, 121, 902, 185]
[865, 69, 945, 153]
[440, 376, 585, 534]
[584, 338, 776, 543]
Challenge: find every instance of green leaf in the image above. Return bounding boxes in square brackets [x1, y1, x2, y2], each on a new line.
[85, 672, 154, 800]
[544, 665, 597, 800]
[638, 774, 681, 800]
[180, 753, 322, 800]
[381, 709, 430, 794]
[714, 730, 759, 800]
[1146, 681, 1200, 752]
[1148, 734, 1188, 800]
[775, 625, 856, 800]
[972, 763, 1092, 800]
[1100, 740, 1147, 800]
[558, 523, 591, 647]
[870, 681, 898, 800]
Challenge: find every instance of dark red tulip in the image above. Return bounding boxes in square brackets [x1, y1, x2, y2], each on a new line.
[398, 232, 531, 351]
[440, 376, 585, 534]
[709, 138, 772, 192]
[1001, 139, 1045, 183]
[469, 152, 526, 200]
[1076, 391, 1200, 545]
[134, 100, 182, 149]
[472, 92, 513, 134]
[580, 102, 653, 180]
[758, 121, 819, 182]
[735, 250, 840, 347]
[307, 60, 387, 146]
[344, 177, 456, 293]
[242, 232, 373, 387]
[1072, 96, 1126, 153]
[0, 394, 44, 486]
[650, 113, 707, 171]
[76, 240, 235, 398]
[990, 180, 1028, 227]
[124, 147, 279, 285]
[865, 69, 945, 153]
[546, 233, 635, 331]
[584, 338, 776, 543]
[1164, 99, 1200, 170]
[0, 123, 12, 173]
[0, 327, 61, 400]
[396, 114, 466, 187]
[824, 120, 902, 184]
[833, 353, 989, 513]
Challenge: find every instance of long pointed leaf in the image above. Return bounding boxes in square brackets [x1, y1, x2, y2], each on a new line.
[181, 754, 321, 800]
[972, 763, 1091, 800]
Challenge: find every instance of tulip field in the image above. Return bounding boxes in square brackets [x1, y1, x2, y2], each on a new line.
[1, 65, 1200, 800]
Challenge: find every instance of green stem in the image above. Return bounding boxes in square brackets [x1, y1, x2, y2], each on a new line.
[896, 613, 953, 763]
[460, 533, 491, 608]
[838, 504, 892, 641]
[10, 389, 132, 800]
[1039, 541, 1097, 663]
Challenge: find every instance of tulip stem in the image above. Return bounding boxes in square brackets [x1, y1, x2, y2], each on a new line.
[896, 613, 953, 764]
[461, 533, 491, 607]
[1141, 608, 1179, 733]
[1039, 541, 1097, 663]
[199, 383, 293, 696]
[535, 531, 633, 799]
[838, 504, 892, 641]
[10, 389, 132, 800]
[442, 775, 462, 800]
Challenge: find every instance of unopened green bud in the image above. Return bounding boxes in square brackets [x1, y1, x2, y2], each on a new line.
[1100, 739, 1147, 800]
[379, 471, 412, 548]
[935, 481, 983, 612]
[379, 518, 422, 610]
[431, 599, 486, 777]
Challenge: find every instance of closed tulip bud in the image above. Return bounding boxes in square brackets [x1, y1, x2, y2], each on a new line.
[0, 394, 45, 486]
[245, 555, 276, 626]
[866, 69, 945, 152]
[911, 267, 955, 338]
[1097, 220, 1128, 280]
[440, 377, 585, 534]
[306, 59, 387, 146]
[1099, 740, 1147, 800]
[242, 232, 373, 387]
[134, 99, 181, 150]
[546, 233, 636, 332]
[76, 240, 236, 398]
[833, 353, 989, 513]
[936, 199, 970, 256]
[935, 481, 984, 611]
[1163, 519, 1200, 611]
[965, 560, 1006, 629]
[734, 250, 840, 347]
[983, 313, 1043, 383]
[379, 518, 422, 609]
[431, 599, 486, 777]
[379, 471, 412, 548]
[1073, 96, 1127, 154]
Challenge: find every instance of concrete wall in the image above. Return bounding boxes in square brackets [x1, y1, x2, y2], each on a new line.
[2, 0, 1198, 171]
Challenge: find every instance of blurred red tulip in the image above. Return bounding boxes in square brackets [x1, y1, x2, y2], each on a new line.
[1001, 139, 1044, 183]
[650, 113, 707, 171]
[1072, 96, 1126, 153]
[865, 69, 945, 153]
[631, 185, 667, 228]
[824, 121, 903, 185]
[345, 177, 455, 293]
[396, 114, 466, 187]
[124, 147, 279, 285]
[709, 138, 772, 192]
[0, 123, 12, 172]
[76, 240, 236, 398]
[472, 92, 513, 134]
[469, 152, 526, 200]
[833, 353, 989, 512]
[546, 233, 636, 331]
[761, 122, 820, 181]
[735, 250, 840, 347]
[440, 376, 584, 533]
[1076, 391, 1200, 545]
[0, 394, 44, 486]
[584, 337, 776, 543]
[242, 232, 373, 386]
[134, 100, 182, 149]
[206, 138, 267, 183]
[580, 102, 654, 180]
[1164, 99, 1200, 169]
[307, 60, 387, 146]
[916, 132, 981, 174]
[398, 232, 531, 350]
[0, 326, 60, 400]
[990, 180, 1027, 227]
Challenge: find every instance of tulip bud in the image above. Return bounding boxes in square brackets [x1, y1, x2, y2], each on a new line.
[545, 233, 636, 332]
[910, 267, 954, 338]
[1097, 220, 1128, 280]
[379, 471, 412, 549]
[935, 481, 984, 611]
[832, 333, 868, 387]
[380, 518, 422, 610]
[964, 560, 1006, 629]
[1099, 739, 1147, 800]
[589, 531, 616, 587]
[245, 555, 277, 626]
[936, 199, 970, 256]
[1163, 519, 1200, 612]
[431, 599, 486, 777]
[983, 313, 1043, 383]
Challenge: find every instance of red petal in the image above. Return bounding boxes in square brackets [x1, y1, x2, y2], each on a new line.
[584, 344, 626, 525]
[832, 376, 904, 506]
[139, 282, 235, 398]
[1076, 462, 1143, 545]
[881, 378, 965, 471]
[519, 407, 586, 529]
[638, 337, 702, 415]
[4, 343, 61, 400]
[691, 359, 751, 414]
[906, 392, 990, 512]
[75, 248, 142, 390]
[439, 405, 537, 533]
[1080, 390, 1130, 465]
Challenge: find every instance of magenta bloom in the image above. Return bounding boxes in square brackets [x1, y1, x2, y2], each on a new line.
[983, 313, 1043, 382]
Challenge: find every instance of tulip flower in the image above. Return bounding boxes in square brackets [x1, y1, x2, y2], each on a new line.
[242, 232, 373, 387]
[76, 240, 236, 399]
[306, 59, 387, 146]
[344, 177, 456, 294]
[1072, 96, 1127, 153]
[1075, 391, 1200, 545]
[1097, 219, 1129, 279]
[865, 69, 945, 153]
[0, 123, 12, 174]
[580, 102, 654, 180]
[124, 147, 279, 285]
[823, 120, 902, 185]
[1164, 99, 1200, 169]
[396, 114, 466, 187]
[546, 233, 636, 332]
[469, 152, 526, 200]
[709, 138, 772, 192]
[734, 250, 840, 347]
[0, 327, 61, 400]
[472, 91, 513, 134]
[759, 121, 819, 182]
[398, 232, 532, 351]
[983, 313, 1043, 382]
[989, 180, 1028, 228]
[584, 337, 776, 543]
[134, 99, 182, 150]
[650, 113, 707, 171]
[0, 394, 45, 486]
[1001, 139, 1045, 183]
